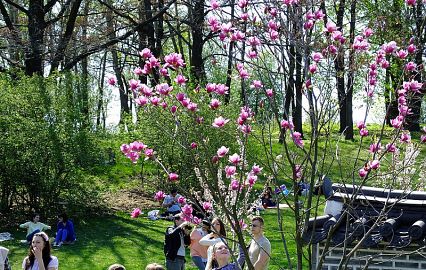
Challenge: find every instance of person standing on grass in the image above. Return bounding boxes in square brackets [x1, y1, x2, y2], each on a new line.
[164, 213, 191, 270]
[53, 213, 76, 247]
[248, 216, 271, 270]
[199, 217, 227, 264]
[20, 213, 51, 244]
[22, 232, 58, 270]
[190, 219, 211, 270]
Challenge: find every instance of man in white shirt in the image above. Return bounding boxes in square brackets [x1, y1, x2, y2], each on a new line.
[248, 216, 271, 270]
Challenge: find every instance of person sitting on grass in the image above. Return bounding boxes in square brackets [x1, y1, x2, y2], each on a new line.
[0, 246, 11, 270]
[260, 186, 276, 208]
[145, 263, 165, 270]
[162, 189, 182, 217]
[205, 242, 245, 270]
[22, 232, 58, 270]
[19, 213, 51, 244]
[108, 264, 126, 270]
[53, 213, 76, 247]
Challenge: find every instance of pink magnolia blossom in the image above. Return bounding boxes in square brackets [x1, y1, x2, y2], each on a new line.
[369, 142, 381, 153]
[332, 31, 345, 43]
[356, 121, 366, 129]
[269, 30, 279, 40]
[312, 52, 323, 62]
[268, 20, 279, 31]
[363, 28, 373, 38]
[370, 160, 380, 170]
[381, 60, 390, 69]
[169, 173, 179, 182]
[238, 68, 250, 79]
[177, 196, 186, 204]
[148, 56, 160, 68]
[192, 217, 201, 225]
[225, 165, 237, 178]
[240, 13, 249, 21]
[135, 97, 148, 106]
[140, 84, 153, 96]
[229, 153, 241, 165]
[390, 117, 403, 129]
[134, 67, 143, 76]
[190, 142, 198, 149]
[359, 128, 369, 137]
[130, 141, 145, 152]
[247, 36, 261, 47]
[150, 96, 161, 106]
[250, 80, 263, 89]
[304, 20, 314, 30]
[386, 143, 397, 153]
[210, 99, 221, 110]
[240, 124, 252, 134]
[396, 50, 408, 59]
[304, 11, 314, 20]
[208, 17, 221, 32]
[187, 102, 198, 112]
[420, 135, 426, 143]
[154, 191, 166, 201]
[202, 202, 213, 211]
[215, 84, 229, 95]
[174, 74, 187, 85]
[156, 83, 173, 95]
[120, 144, 131, 154]
[400, 132, 411, 143]
[139, 48, 153, 59]
[129, 79, 140, 91]
[291, 132, 304, 148]
[407, 44, 416, 54]
[170, 105, 177, 114]
[160, 67, 170, 77]
[164, 53, 185, 68]
[107, 75, 117, 86]
[210, 0, 220, 10]
[217, 146, 229, 158]
[212, 116, 230, 128]
[280, 119, 294, 130]
[144, 148, 154, 158]
[221, 22, 233, 33]
[251, 164, 263, 175]
[230, 179, 240, 190]
[176, 92, 185, 101]
[309, 63, 317, 74]
[406, 0, 416, 6]
[247, 174, 257, 187]
[403, 80, 423, 93]
[182, 204, 193, 216]
[405, 62, 417, 71]
[382, 41, 397, 54]
[359, 168, 368, 178]
[266, 89, 274, 97]
[328, 45, 337, 54]
[131, 208, 141, 218]
[314, 10, 324, 20]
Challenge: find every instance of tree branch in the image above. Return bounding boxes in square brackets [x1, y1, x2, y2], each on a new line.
[45, 0, 73, 26]
[97, 0, 137, 25]
[62, 0, 176, 71]
[0, 0, 24, 46]
[1, 0, 28, 14]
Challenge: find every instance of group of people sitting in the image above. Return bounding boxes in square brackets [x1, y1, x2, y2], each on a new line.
[0, 212, 76, 270]
[164, 213, 271, 270]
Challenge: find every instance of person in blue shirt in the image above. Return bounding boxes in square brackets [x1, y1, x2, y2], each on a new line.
[53, 213, 76, 247]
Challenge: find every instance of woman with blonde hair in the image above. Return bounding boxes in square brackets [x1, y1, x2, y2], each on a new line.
[199, 217, 227, 266]
[205, 242, 245, 270]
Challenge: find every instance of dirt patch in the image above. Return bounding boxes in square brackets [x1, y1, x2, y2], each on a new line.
[103, 187, 161, 212]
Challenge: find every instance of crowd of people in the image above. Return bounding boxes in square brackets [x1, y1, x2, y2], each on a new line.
[0, 188, 272, 270]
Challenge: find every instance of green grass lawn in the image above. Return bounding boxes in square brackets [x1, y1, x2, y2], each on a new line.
[2, 209, 300, 270]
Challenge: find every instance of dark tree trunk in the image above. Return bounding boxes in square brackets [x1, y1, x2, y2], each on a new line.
[345, 0, 356, 140]
[224, 0, 235, 104]
[190, 0, 206, 83]
[26, 0, 46, 75]
[80, 1, 90, 128]
[334, 0, 346, 133]
[292, 8, 303, 137]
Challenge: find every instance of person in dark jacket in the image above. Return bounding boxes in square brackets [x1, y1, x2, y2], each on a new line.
[53, 213, 76, 247]
[164, 213, 191, 270]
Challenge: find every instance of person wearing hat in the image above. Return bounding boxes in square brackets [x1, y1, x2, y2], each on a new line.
[190, 220, 211, 270]
[164, 213, 192, 270]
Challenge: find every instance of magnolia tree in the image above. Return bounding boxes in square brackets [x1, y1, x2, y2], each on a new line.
[110, 0, 425, 269]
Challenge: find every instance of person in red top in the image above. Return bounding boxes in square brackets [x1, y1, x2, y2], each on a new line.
[190, 220, 211, 270]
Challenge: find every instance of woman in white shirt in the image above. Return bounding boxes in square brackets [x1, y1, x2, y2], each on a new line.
[199, 217, 227, 266]
[22, 232, 58, 270]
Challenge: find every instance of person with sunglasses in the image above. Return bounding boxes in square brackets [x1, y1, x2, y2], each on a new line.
[22, 232, 58, 270]
[248, 217, 271, 270]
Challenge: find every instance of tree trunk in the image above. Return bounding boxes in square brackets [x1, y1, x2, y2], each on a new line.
[345, 0, 356, 140]
[26, 0, 46, 75]
[335, 0, 346, 133]
[190, 0, 206, 83]
[224, 0, 235, 104]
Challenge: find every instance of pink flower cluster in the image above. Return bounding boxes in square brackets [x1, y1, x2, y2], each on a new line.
[303, 9, 324, 30]
[121, 141, 148, 163]
[237, 106, 254, 134]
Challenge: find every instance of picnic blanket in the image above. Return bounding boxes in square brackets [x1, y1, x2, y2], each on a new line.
[0, 233, 12, 242]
